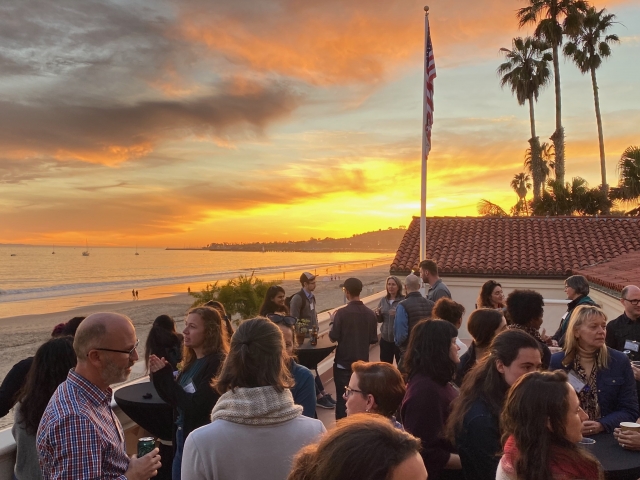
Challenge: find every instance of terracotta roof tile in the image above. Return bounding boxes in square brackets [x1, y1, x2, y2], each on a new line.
[390, 217, 640, 284]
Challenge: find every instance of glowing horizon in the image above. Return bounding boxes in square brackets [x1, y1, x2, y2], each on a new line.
[1, 0, 638, 247]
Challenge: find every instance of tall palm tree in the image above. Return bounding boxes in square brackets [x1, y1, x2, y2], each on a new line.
[498, 37, 552, 201]
[524, 141, 555, 198]
[517, 0, 589, 185]
[511, 172, 532, 215]
[564, 7, 619, 199]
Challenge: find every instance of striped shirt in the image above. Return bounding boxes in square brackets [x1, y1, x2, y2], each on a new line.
[36, 369, 129, 480]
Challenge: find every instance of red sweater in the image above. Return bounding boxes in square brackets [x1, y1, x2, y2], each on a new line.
[401, 373, 459, 480]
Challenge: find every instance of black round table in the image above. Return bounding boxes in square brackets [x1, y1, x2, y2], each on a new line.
[582, 433, 640, 480]
[114, 381, 173, 441]
[295, 334, 336, 371]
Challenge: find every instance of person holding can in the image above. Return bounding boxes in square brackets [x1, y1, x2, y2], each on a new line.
[150, 306, 229, 480]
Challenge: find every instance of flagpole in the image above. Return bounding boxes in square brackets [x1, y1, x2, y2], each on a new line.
[420, 5, 430, 263]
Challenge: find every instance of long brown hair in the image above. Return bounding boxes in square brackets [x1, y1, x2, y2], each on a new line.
[182, 307, 229, 372]
[288, 414, 421, 480]
[18, 337, 77, 435]
[445, 329, 540, 442]
[501, 371, 603, 480]
[214, 317, 293, 394]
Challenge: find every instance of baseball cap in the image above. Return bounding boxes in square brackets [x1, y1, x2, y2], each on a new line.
[300, 272, 316, 284]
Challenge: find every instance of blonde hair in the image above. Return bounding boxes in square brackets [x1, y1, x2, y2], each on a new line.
[562, 305, 609, 369]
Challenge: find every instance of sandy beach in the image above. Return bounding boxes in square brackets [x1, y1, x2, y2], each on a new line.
[0, 263, 392, 429]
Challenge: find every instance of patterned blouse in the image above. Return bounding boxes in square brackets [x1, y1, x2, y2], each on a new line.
[573, 355, 601, 420]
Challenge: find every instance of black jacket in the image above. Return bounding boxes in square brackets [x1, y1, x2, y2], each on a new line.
[0, 357, 33, 418]
[456, 398, 501, 480]
[152, 351, 225, 447]
[455, 343, 477, 387]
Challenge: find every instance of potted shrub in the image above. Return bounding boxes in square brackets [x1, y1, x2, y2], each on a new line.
[295, 318, 311, 345]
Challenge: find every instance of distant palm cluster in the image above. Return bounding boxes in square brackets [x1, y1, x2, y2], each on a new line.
[478, 0, 639, 217]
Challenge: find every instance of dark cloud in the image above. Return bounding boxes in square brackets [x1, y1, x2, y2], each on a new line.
[0, 80, 302, 164]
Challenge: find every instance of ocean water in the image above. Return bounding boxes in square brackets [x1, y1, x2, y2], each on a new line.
[0, 245, 392, 316]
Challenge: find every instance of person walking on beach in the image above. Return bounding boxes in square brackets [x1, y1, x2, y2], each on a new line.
[37, 313, 161, 480]
[329, 278, 378, 420]
[135, 290, 139, 300]
[132, 289, 136, 300]
[419, 260, 451, 302]
[394, 275, 435, 357]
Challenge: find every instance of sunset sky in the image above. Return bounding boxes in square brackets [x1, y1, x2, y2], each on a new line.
[1, 0, 638, 246]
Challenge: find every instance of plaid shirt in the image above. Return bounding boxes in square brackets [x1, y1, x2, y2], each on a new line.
[37, 369, 129, 480]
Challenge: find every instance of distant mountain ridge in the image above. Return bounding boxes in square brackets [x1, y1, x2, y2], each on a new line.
[206, 228, 406, 252]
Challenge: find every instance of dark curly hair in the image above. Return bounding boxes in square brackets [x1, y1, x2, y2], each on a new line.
[17, 337, 77, 435]
[403, 319, 458, 385]
[506, 290, 544, 327]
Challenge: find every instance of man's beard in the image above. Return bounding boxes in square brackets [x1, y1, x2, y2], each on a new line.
[101, 361, 131, 386]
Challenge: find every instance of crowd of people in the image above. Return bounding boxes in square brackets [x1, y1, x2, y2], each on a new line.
[3, 262, 640, 479]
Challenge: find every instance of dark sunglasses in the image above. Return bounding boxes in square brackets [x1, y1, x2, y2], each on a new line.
[267, 314, 297, 326]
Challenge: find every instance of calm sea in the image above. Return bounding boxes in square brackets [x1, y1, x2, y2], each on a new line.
[0, 245, 392, 316]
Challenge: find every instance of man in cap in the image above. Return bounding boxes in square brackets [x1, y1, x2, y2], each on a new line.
[329, 277, 378, 420]
[290, 271, 336, 409]
[37, 312, 161, 480]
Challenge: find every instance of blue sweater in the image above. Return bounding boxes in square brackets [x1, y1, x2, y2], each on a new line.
[549, 348, 639, 433]
[291, 361, 316, 418]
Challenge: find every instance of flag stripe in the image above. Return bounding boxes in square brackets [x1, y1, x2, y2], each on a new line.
[424, 15, 436, 153]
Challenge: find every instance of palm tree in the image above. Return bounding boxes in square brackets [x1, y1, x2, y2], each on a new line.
[525, 141, 556, 198]
[511, 172, 532, 215]
[610, 146, 640, 204]
[564, 7, 619, 199]
[477, 199, 509, 216]
[517, 0, 589, 185]
[498, 37, 552, 201]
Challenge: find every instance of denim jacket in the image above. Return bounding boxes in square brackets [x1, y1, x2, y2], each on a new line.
[549, 347, 639, 433]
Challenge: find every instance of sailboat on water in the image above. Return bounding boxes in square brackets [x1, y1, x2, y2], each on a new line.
[52, 245, 55, 254]
[82, 240, 90, 256]
[135, 244, 139, 256]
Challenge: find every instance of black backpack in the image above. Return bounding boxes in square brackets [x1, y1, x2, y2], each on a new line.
[285, 290, 308, 317]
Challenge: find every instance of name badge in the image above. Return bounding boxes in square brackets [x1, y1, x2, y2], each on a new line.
[625, 340, 640, 352]
[568, 371, 586, 394]
[183, 381, 196, 394]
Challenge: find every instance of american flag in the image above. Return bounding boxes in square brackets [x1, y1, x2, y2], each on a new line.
[424, 14, 436, 154]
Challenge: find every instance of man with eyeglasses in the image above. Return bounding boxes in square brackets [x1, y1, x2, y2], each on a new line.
[606, 286, 640, 384]
[37, 312, 161, 480]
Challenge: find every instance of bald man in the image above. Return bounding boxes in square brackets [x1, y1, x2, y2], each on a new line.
[37, 313, 161, 480]
[394, 274, 435, 350]
[606, 286, 640, 383]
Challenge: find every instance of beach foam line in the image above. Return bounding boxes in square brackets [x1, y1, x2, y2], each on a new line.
[0, 255, 393, 304]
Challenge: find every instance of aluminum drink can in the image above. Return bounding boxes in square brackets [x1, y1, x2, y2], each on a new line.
[137, 437, 156, 458]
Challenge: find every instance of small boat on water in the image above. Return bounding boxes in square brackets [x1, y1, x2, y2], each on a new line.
[52, 245, 55, 254]
[10, 254, 16, 256]
[82, 240, 90, 256]
[135, 244, 139, 256]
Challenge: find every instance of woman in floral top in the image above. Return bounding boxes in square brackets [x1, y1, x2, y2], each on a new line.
[549, 306, 638, 435]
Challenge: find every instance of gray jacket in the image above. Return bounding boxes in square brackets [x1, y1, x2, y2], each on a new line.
[12, 403, 42, 480]
[289, 289, 318, 327]
[376, 295, 405, 343]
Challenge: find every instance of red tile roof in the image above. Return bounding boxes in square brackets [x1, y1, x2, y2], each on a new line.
[391, 217, 640, 286]
[574, 250, 640, 293]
